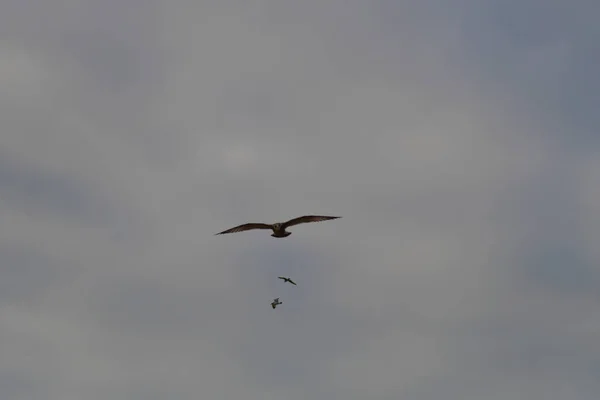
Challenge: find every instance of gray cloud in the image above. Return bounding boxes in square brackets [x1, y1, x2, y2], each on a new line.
[1, 0, 599, 399]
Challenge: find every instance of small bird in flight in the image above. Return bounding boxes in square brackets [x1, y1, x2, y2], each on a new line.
[271, 298, 282, 309]
[215, 215, 341, 238]
[278, 276, 297, 285]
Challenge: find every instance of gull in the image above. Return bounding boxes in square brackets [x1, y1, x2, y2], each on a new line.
[271, 298, 282, 309]
[278, 276, 297, 286]
[215, 215, 341, 238]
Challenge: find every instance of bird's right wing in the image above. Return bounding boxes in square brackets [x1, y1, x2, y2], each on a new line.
[278, 277, 286, 280]
[282, 215, 341, 229]
[289, 280, 297, 285]
[215, 223, 272, 235]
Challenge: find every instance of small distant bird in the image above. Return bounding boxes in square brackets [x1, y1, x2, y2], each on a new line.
[271, 298, 282, 309]
[278, 276, 297, 286]
[215, 215, 341, 238]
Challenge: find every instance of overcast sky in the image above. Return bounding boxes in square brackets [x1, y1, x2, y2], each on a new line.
[1, 1, 599, 399]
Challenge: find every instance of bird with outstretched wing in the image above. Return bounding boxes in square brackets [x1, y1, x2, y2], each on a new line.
[278, 276, 297, 285]
[271, 298, 282, 309]
[215, 215, 341, 238]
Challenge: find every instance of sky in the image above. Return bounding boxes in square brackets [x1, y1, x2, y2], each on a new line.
[0, 0, 599, 399]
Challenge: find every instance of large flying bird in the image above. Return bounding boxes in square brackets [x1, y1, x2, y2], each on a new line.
[215, 215, 341, 238]
[278, 276, 297, 285]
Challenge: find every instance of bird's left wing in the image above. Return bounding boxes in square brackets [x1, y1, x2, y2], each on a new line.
[282, 215, 341, 229]
[215, 223, 272, 235]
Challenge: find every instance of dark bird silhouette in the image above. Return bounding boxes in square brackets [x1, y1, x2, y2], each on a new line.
[215, 215, 341, 238]
[271, 298, 282, 309]
[278, 276, 297, 285]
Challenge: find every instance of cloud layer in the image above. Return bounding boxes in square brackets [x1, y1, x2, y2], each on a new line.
[1, 0, 599, 399]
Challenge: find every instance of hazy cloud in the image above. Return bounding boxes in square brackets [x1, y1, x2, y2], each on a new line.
[1, 0, 599, 399]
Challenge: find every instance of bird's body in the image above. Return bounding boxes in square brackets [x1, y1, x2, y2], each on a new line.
[278, 276, 297, 285]
[271, 298, 282, 309]
[270, 223, 292, 238]
[215, 215, 341, 238]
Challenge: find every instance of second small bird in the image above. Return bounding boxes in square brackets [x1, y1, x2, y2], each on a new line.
[278, 276, 297, 286]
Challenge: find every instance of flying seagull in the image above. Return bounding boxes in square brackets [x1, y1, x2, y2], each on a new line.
[215, 215, 341, 238]
[278, 276, 297, 285]
[271, 298, 282, 309]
